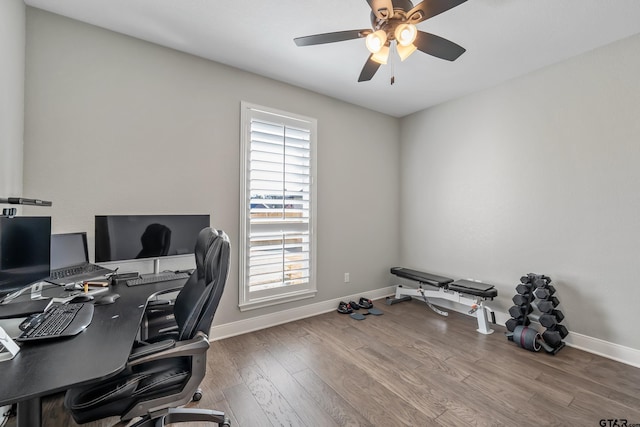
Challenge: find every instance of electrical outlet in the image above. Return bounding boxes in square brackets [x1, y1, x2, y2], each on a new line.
[344, 273, 350, 283]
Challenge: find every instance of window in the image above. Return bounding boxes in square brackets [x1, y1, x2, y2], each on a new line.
[239, 102, 317, 311]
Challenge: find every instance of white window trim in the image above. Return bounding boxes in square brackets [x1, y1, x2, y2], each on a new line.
[239, 101, 317, 311]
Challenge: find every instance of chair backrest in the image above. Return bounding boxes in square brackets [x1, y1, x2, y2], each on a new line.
[173, 227, 230, 341]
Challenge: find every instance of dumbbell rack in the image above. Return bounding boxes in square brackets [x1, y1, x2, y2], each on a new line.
[506, 273, 568, 355]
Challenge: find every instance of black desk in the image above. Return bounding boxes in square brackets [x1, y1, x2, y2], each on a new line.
[0, 279, 186, 427]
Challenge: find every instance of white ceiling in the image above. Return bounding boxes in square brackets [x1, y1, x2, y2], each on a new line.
[23, 0, 640, 117]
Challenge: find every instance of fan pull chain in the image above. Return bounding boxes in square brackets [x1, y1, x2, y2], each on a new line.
[390, 43, 396, 85]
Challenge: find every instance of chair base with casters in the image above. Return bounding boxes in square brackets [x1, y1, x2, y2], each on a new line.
[64, 332, 230, 426]
[64, 228, 231, 426]
[131, 408, 229, 427]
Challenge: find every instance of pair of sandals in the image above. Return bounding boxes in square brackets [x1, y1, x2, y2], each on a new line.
[337, 297, 370, 313]
[337, 298, 383, 319]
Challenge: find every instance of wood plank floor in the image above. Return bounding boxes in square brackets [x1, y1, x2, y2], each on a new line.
[9, 298, 640, 426]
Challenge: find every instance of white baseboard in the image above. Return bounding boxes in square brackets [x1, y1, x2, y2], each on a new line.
[563, 332, 640, 368]
[433, 299, 640, 368]
[210, 286, 640, 368]
[210, 286, 395, 341]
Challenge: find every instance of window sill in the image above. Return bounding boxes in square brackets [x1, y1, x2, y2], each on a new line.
[238, 289, 317, 312]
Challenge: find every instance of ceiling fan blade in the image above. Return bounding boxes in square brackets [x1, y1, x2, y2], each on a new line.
[294, 29, 371, 46]
[367, 0, 395, 20]
[407, 0, 468, 24]
[358, 55, 382, 82]
[414, 31, 465, 61]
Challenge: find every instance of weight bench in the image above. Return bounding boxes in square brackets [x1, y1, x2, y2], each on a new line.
[387, 267, 497, 334]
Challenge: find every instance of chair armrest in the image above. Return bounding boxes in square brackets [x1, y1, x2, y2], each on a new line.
[128, 339, 176, 361]
[146, 299, 172, 307]
[151, 286, 183, 296]
[127, 332, 210, 367]
[146, 287, 181, 304]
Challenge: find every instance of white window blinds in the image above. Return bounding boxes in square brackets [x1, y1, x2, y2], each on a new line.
[240, 103, 317, 310]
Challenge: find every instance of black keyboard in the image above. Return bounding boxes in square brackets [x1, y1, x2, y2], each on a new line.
[126, 271, 190, 287]
[16, 303, 94, 342]
[50, 264, 104, 280]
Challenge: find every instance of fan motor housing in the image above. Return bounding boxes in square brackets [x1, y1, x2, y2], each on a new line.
[370, 0, 416, 34]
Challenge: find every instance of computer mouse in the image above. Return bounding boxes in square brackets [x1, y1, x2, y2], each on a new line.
[93, 293, 120, 306]
[69, 294, 94, 303]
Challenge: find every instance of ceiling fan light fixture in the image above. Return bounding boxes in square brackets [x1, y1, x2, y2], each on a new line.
[397, 42, 417, 61]
[371, 45, 390, 64]
[293, 0, 468, 83]
[395, 23, 417, 47]
[365, 30, 387, 53]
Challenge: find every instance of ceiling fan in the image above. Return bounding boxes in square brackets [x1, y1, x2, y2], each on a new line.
[294, 0, 468, 83]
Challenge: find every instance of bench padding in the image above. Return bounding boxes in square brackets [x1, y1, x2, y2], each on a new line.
[390, 267, 497, 299]
[449, 280, 498, 298]
[390, 267, 453, 286]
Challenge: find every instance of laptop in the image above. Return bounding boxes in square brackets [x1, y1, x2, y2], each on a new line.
[48, 232, 115, 285]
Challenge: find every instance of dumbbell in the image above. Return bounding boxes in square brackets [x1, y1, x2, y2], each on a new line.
[533, 277, 551, 288]
[519, 274, 534, 284]
[515, 283, 533, 295]
[550, 309, 564, 322]
[509, 304, 533, 319]
[520, 273, 551, 286]
[534, 285, 556, 299]
[512, 293, 534, 306]
[536, 297, 560, 313]
[506, 316, 531, 332]
[547, 324, 568, 338]
[539, 310, 565, 327]
[542, 327, 568, 348]
[519, 274, 536, 284]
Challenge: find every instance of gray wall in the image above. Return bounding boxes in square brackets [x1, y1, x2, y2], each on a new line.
[19, 6, 640, 352]
[22, 8, 400, 325]
[0, 0, 25, 199]
[400, 33, 640, 350]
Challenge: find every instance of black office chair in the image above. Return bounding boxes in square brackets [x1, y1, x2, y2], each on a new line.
[64, 227, 231, 426]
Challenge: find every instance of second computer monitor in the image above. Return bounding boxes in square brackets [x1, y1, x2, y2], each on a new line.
[94, 214, 210, 263]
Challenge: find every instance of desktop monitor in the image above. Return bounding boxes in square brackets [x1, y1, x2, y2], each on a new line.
[0, 216, 51, 297]
[94, 214, 210, 262]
